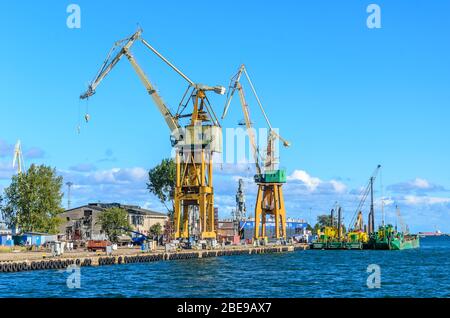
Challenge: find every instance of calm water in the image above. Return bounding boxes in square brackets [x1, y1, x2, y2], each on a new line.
[1, 237, 449, 298]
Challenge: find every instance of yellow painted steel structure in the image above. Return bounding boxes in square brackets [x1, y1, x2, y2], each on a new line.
[254, 183, 287, 239]
[173, 90, 219, 239]
[80, 28, 224, 240]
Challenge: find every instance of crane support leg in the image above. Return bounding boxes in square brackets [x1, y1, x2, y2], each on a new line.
[254, 186, 263, 239]
[173, 148, 216, 240]
[279, 185, 286, 238]
[254, 183, 287, 241]
[182, 205, 189, 238]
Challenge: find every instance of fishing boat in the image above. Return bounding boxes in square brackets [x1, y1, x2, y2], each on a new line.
[311, 206, 346, 249]
[345, 229, 368, 250]
[369, 224, 420, 250]
[311, 165, 420, 251]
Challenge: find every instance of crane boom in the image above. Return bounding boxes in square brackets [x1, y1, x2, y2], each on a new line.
[222, 64, 290, 174]
[122, 49, 179, 132]
[223, 65, 261, 174]
[79, 28, 180, 133]
[80, 29, 142, 100]
[348, 165, 382, 230]
[236, 82, 262, 175]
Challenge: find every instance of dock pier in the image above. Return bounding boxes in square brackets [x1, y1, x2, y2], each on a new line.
[0, 244, 308, 273]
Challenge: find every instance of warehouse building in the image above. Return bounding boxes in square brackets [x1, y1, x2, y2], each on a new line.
[58, 203, 168, 241]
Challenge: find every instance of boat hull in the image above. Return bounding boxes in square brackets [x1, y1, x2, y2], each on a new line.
[389, 237, 420, 250]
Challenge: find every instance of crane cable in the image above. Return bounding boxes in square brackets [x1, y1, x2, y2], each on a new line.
[380, 167, 384, 226]
[77, 99, 81, 134]
[242, 68, 272, 130]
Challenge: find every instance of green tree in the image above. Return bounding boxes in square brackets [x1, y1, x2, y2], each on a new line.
[149, 222, 162, 236]
[97, 207, 130, 243]
[0, 164, 64, 234]
[147, 158, 176, 215]
[147, 158, 176, 241]
[313, 214, 346, 234]
[313, 215, 332, 234]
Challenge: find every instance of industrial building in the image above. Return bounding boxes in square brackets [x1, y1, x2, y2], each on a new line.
[13, 232, 57, 247]
[216, 218, 310, 244]
[58, 203, 168, 241]
[239, 219, 309, 241]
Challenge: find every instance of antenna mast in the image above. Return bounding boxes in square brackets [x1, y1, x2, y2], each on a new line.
[66, 182, 74, 210]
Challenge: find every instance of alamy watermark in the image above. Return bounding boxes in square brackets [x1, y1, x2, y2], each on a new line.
[66, 264, 81, 289]
[366, 264, 381, 289]
[66, 4, 81, 29]
[366, 4, 382, 29]
[168, 126, 284, 166]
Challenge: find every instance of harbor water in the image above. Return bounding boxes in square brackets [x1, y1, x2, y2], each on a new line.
[0, 237, 449, 298]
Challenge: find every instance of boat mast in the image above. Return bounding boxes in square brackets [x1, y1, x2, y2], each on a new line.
[369, 176, 375, 234]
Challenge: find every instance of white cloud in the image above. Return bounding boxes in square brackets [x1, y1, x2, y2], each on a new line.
[411, 178, 430, 189]
[288, 170, 321, 191]
[403, 195, 450, 206]
[330, 180, 347, 193]
[61, 167, 148, 186]
[388, 177, 446, 193]
[287, 170, 347, 194]
[0, 161, 15, 180]
[69, 163, 97, 172]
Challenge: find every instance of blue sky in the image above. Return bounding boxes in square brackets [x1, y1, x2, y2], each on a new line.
[0, 0, 449, 232]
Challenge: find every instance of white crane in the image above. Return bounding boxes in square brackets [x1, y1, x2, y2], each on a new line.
[12, 140, 25, 174]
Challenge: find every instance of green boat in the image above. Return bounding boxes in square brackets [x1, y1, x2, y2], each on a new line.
[369, 225, 420, 250]
[327, 241, 345, 249]
[312, 242, 327, 249]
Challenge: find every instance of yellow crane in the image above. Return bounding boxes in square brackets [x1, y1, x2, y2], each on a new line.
[80, 28, 225, 241]
[222, 64, 290, 241]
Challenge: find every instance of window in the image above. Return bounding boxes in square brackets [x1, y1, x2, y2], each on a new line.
[131, 215, 144, 226]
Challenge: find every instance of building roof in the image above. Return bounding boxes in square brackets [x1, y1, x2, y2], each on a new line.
[63, 202, 167, 217]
